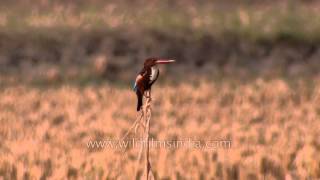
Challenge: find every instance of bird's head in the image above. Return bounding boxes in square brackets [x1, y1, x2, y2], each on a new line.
[144, 57, 175, 67]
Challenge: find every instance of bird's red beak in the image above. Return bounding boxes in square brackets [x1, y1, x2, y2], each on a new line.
[155, 59, 176, 64]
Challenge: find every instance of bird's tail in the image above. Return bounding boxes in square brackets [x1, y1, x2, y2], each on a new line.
[136, 90, 143, 111]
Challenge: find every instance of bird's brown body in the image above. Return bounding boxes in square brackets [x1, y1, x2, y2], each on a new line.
[133, 58, 175, 111]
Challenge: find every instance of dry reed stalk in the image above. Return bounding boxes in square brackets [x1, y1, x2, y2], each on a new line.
[118, 90, 154, 179]
[133, 91, 154, 179]
[144, 94, 154, 180]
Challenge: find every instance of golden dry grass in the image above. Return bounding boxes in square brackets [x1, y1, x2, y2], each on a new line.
[1, 77, 320, 179]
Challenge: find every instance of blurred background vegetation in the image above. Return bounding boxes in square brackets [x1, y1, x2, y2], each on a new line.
[0, 0, 320, 86]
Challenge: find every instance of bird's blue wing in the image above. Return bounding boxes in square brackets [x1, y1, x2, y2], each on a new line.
[133, 82, 138, 92]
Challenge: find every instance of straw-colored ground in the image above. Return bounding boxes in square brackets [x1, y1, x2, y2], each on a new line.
[1, 77, 320, 179]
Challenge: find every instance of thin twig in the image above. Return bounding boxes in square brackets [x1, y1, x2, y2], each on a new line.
[133, 90, 155, 179]
[115, 91, 156, 179]
[119, 111, 144, 142]
[144, 92, 154, 180]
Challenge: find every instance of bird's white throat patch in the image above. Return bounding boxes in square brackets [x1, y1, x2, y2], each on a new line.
[150, 66, 159, 81]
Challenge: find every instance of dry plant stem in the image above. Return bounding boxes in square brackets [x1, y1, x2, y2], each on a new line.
[134, 90, 154, 179]
[135, 110, 145, 176]
[118, 94, 153, 178]
[120, 112, 143, 142]
[145, 90, 154, 180]
[145, 94, 153, 180]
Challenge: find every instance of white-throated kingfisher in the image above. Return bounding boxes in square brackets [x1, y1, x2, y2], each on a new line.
[133, 58, 175, 111]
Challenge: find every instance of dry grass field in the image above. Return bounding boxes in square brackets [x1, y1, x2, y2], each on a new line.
[1, 76, 320, 179]
[1, 0, 320, 179]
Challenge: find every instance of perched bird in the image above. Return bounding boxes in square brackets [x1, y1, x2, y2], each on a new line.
[133, 57, 175, 111]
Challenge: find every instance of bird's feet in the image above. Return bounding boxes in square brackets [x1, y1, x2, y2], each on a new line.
[144, 91, 152, 98]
